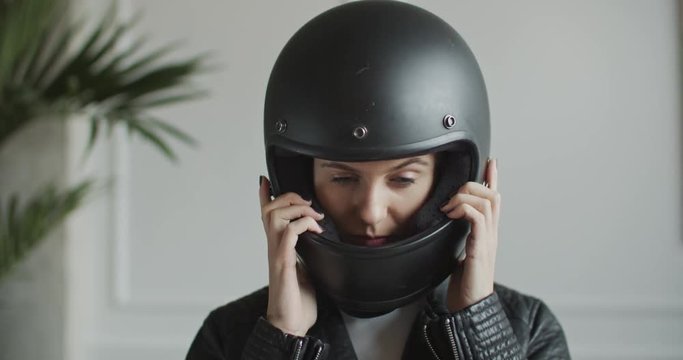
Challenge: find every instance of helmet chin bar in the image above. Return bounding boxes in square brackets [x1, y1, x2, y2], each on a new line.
[296, 218, 470, 318]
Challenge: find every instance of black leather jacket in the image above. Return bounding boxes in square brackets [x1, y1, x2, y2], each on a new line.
[186, 283, 570, 359]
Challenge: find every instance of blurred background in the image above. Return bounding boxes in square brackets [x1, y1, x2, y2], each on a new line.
[1, 0, 681, 359]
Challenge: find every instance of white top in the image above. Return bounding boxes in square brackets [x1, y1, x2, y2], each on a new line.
[340, 298, 426, 360]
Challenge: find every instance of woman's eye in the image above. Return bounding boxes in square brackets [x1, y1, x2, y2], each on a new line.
[391, 177, 416, 185]
[331, 176, 357, 184]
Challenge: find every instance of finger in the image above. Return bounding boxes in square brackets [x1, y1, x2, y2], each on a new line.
[486, 158, 498, 192]
[272, 217, 323, 269]
[444, 195, 499, 248]
[444, 204, 489, 259]
[281, 216, 324, 247]
[456, 181, 497, 201]
[449, 182, 501, 224]
[468, 159, 502, 230]
[263, 192, 312, 215]
[441, 193, 492, 227]
[270, 205, 324, 225]
[259, 176, 272, 209]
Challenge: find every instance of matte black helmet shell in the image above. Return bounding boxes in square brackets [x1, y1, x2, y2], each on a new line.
[264, 0, 490, 317]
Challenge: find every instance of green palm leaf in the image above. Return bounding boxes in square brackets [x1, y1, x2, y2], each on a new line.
[0, 0, 211, 281]
[1, 0, 207, 155]
[0, 181, 93, 279]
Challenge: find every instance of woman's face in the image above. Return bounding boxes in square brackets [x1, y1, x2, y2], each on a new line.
[313, 154, 436, 247]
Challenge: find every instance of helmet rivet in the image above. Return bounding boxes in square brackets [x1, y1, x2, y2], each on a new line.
[443, 114, 456, 129]
[275, 119, 288, 133]
[353, 126, 368, 139]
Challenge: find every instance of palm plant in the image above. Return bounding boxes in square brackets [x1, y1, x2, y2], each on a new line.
[0, 0, 208, 279]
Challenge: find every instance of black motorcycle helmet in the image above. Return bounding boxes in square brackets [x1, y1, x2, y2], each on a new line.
[264, 0, 490, 317]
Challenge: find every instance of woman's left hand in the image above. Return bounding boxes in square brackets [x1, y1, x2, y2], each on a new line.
[441, 158, 500, 312]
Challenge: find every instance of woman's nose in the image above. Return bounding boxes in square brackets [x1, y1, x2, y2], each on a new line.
[356, 183, 388, 227]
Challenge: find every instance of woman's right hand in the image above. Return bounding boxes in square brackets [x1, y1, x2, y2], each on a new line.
[258, 176, 324, 336]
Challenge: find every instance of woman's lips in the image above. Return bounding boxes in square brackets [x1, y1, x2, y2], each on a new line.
[347, 236, 390, 247]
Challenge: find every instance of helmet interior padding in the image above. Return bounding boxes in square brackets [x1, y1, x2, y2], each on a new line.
[272, 146, 475, 245]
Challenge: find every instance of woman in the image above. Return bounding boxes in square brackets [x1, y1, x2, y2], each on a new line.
[187, 1, 569, 359]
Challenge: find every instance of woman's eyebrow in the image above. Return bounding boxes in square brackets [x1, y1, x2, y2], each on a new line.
[320, 162, 358, 172]
[320, 158, 430, 172]
[389, 158, 430, 171]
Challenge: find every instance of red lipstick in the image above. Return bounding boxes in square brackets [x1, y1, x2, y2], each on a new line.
[347, 236, 390, 247]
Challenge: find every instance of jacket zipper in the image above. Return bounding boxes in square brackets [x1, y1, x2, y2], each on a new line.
[312, 345, 323, 360]
[444, 317, 461, 360]
[293, 339, 303, 360]
[423, 324, 442, 360]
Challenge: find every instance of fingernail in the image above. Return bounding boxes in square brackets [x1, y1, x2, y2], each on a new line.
[259, 175, 264, 187]
[318, 212, 325, 218]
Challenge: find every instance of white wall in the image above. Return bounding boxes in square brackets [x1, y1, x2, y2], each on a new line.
[2, 1, 681, 360]
[0, 121, 66, 360]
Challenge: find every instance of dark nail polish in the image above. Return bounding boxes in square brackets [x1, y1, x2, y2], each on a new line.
[259, 175, 264, 186]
